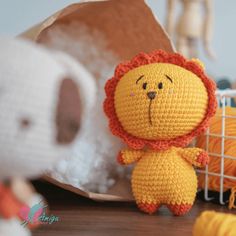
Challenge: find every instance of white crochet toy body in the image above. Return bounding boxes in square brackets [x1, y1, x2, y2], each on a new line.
[0, 37, 96, 236]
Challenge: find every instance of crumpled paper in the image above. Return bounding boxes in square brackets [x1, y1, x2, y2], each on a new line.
[20, 0, 174, 201]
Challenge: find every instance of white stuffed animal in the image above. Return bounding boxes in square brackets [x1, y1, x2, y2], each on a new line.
[0, 37, 96, 236]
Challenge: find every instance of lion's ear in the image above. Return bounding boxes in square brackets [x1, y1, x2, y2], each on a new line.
[190, 58, 205, 71]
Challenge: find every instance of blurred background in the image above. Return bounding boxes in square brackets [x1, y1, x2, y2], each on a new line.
[0, 0, 234, 81]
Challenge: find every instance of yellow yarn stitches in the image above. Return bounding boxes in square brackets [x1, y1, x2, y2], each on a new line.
[110, 59, 215, 215]
[131, 147, 198, 205]
[114, 63, 208, 140]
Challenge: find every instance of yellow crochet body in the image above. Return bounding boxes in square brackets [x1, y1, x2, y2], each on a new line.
[132, 148, 197, 205]
[119, 146, 207, 214]
[104, 51, 217, 215]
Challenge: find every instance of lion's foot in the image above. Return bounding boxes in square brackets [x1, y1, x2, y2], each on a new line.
[167, 204, 192, 216]
[137, 202, 161, 214]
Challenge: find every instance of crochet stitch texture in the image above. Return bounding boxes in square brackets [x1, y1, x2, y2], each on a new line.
[104, 50, 217, 215]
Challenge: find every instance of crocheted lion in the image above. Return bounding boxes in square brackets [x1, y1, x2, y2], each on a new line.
[104, 50, 217, 216]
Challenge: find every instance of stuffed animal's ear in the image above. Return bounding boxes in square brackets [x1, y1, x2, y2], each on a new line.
[191, 58, 205, 71]
[53, 51, 96, 112]
[55, 77, 82, 144]
[51, 51, 96, 144]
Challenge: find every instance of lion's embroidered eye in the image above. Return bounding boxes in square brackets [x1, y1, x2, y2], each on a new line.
[158, 82, 163, 89]
[142, 82, 147, 90]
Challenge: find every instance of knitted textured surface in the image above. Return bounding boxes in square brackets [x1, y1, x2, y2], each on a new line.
[119, 147, 208, 215]
[103, 50, 217, 215]
[132, 148, 197, 205]
[104, 50, 217, 150]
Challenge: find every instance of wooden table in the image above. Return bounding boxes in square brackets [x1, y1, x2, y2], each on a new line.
[32, 181, 230, 236]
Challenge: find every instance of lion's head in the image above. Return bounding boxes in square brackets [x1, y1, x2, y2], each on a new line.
[104, 50, 217, 150]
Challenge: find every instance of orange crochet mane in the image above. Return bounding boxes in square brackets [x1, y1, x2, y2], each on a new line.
[104, 50, 217, 150]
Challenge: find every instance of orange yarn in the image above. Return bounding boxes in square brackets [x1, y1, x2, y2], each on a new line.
[0, 183, 22, 219]
[104, 50, 217, 215]
[0, 183, 39, 229]
[229, 187, 236, 209]
[197, 107, 236, 195]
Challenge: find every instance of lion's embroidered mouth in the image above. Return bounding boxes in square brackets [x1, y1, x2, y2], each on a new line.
[148, 100, 153, 126]
[147, 91, 156, 126]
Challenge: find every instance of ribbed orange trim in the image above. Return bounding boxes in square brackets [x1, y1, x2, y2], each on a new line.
[196, 151, 210, 166]
[117, 151, 125, 165]
[104, 50, 217, 150]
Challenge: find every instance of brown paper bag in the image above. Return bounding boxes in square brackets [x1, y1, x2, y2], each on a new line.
[21, 0, 174, 202]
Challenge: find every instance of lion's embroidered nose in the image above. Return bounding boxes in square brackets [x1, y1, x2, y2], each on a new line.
[147, 91, 157, 100]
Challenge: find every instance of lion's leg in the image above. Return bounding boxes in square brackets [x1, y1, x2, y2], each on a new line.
[137, 202, 161, 214]
[166, 204, 193, 216]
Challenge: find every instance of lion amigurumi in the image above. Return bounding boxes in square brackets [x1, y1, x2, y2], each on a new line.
[104, 50, 217, 216]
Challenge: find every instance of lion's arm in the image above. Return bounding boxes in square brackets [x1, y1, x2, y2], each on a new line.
[177, 147, 209, 167]
[117, 149, 144, 165]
